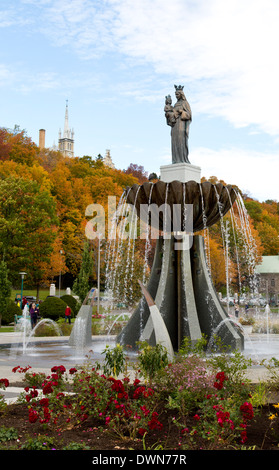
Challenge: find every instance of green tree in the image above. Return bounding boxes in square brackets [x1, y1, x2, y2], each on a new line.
[0, 260, 12, 327]
[0, 176, 58, 294]
[72, 241, 93, 303]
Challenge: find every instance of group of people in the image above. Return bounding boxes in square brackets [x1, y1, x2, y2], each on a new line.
[19, 297, 41, 329]
[18, 296, 72, 328]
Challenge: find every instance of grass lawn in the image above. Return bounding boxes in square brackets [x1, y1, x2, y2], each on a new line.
[11, 289, 68, 302]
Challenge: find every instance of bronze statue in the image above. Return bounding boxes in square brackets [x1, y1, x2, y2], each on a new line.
[165, 85, 192, 164]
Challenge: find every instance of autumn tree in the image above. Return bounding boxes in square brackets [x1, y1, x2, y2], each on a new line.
[72, 240, 94, 303]
[124, 163, 148, 184]
[0, 128, 12, 161]
[39, 230, 68, 285]
[0, 126, 38, 165]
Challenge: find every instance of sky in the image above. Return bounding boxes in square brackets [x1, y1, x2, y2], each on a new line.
[1, 0, 279, 202]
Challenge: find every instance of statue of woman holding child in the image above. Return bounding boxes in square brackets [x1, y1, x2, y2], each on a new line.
[164, 85, 192, 164]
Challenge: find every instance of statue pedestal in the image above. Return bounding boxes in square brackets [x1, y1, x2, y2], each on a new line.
[117, 235, 244, 352]
[160, 162, 201, 183]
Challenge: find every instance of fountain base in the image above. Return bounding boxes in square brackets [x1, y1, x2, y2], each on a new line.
[117, 235, 244, 352]
[160, 162, 201, 183]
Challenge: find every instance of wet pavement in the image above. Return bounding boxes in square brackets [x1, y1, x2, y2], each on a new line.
[0, 332, 279, 402]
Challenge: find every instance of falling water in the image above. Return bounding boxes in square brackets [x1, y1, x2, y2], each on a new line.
[225, 187, 242, 292]
[15, 305, 31, 353]
[122, 185, 141, 305]
[105, 192, 126, 278]
[159, 183, 170, 306]
[207, 317, 259, 359]
[142, 182, 154, 285]
[265, 303, 270, 342]
[105, 191, 130, 300]
[233, 191, 258, 294]
[11, 316, 61, 355]
[70, 316, 87, 353]
[25, 319, 61, 350]
[214, 186, 231, 311]
[199, 183, 212, 275]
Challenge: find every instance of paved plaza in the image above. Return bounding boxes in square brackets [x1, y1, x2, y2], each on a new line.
[0, 332, 279, 403]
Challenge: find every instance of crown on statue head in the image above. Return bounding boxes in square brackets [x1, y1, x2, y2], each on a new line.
[174, 85, 184, 91]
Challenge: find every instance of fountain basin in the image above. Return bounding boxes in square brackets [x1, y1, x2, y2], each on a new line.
[125, 180, 237, 232]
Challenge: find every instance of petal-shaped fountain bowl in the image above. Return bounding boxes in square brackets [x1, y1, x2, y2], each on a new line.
[125, 180, 237, 232]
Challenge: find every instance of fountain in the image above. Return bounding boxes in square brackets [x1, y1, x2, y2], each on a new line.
[1, 85, 279, 381]
[114, 85, 244, 353]
[265, 303, 271, 342]
[12, 311, 62, 355]
[15, 304, 31, 353]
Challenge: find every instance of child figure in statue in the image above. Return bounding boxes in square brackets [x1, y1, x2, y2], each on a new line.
[164, 95, 176, 127]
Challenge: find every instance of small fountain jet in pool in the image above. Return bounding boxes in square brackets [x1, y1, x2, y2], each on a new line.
[116, 85, 244, 353]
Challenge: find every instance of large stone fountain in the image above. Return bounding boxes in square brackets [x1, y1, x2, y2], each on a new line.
[117, 85, 244, 353]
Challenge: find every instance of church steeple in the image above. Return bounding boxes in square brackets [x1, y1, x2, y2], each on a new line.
[58, 100, 74, 157]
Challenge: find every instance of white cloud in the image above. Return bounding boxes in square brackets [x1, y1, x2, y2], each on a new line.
[14, 0, 279, 136]
[109, 0, 279, 135]
[190, 146, 279, 202]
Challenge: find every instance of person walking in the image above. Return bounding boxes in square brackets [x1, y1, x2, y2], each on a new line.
[30, 302, 38, 329]
[234, 303, 239, 318]
[65, 305, 72, 324]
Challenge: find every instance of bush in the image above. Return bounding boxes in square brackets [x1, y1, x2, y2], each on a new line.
[60, 294, 78, 316]
[239, 317, 255, 326]
[33, 322, 60, 337]
[40, 297, 67, 321]
[2, 300, 21, 325]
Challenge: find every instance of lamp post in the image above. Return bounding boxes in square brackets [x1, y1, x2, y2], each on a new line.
[59, 249, 63, 298]
[19, 271, 27, 309]
[97, 235, 102, 315]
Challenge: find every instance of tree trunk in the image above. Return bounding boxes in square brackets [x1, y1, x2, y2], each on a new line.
[36, 283, 40, 302]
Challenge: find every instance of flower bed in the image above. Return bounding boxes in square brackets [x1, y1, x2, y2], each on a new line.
[0, 343, 279, 450]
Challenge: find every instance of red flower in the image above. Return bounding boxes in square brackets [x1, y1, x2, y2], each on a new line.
[148, 412, 163, 431]
[40, 398, 49, 407]
[240, 429, 247, 443]
[138, 428, 147, 436]
[51, 365, 66, 375]
[42, 382, 53, 395]
[28, 408, 38, 423]
[69, 368, 77, 374]
[110, 378, 125, 393]
[140, 405, 150, 417]
[214, 381, 223, 390]
[30, 388, 38, 398]
[105, 416, 111, 425]
[0, 378, 9, 388]
[216, 410, 231, 427]
[240, 402, 254, 421]
[213, 371, 228, 390]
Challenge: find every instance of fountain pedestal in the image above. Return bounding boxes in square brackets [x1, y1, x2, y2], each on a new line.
[160, 162, 201, 183]
[117, 234, 244, 352]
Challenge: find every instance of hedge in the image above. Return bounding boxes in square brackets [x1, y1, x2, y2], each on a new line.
[60, 294, 78, 316]
[40, 297, 67, 321]
[2, 300, 21, 325]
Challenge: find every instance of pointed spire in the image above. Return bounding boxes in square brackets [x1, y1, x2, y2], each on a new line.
[63, 99, 69, 138]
